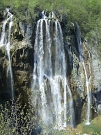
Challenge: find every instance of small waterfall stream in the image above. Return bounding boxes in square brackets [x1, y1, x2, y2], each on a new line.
[32, 14, 75, 129]
[0, 8, 14, 100]
[0, 19, 8, 46]
[75, 23, 91, 125]
[6, 11, 14, 100]
[82, 62, 91, 125]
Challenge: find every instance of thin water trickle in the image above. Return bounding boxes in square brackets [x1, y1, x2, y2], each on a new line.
[0, 20, 8, 46]
[82, 62, 91, 125]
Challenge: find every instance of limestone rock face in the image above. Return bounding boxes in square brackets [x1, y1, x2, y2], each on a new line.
[11, 40, 33, 106]
[0, 15, 34, 104]
[91, 47, 101, 90]
[64, 23, 94, 124]
[11, 19, 34, 106]
[91, 47, 101, 117]
[0, 46, 9, 103]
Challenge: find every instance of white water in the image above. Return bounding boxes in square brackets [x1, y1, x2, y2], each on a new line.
[41, 11, 47, 19]
[32, 17, 75, 129]
[6, 14, 14, 100]
[75, 23, 91, 125]
[0, 9, 14, 100]
[49, 12, 56, 18]
[82, 62, 91, 125]
[0, 19, 8, 46]
[0, 8, 12, 46]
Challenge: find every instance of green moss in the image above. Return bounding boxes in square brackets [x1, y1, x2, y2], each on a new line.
[83, 124, 101, 134]
[77, 115, 101, 135]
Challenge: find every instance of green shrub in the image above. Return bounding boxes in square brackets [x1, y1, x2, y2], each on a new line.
[0, 99, 36, 135]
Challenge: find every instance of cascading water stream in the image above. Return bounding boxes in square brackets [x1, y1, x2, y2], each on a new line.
[82, 62, 91, 125]
[6, 14, 14, 100]
[32, 14, 75, 130]
[75, 23, 91, 125]
[0, 8, 14, 100]
[0, 8, 11, 46]
[0, 19, 8, 46]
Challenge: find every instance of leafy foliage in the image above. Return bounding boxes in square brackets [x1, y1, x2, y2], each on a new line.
[1, 0, 101, 36]
[0, 99, 36, 135]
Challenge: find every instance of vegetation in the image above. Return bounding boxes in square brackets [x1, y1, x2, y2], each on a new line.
[76, 115, 101, 135]
[0, 0, 101, 46]
[0, 99, 36, 135]
[0, 98, 76, 135]
[0, 99, 101, 135]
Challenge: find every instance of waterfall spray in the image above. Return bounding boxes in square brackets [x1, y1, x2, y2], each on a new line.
[32, 15, 75, 129]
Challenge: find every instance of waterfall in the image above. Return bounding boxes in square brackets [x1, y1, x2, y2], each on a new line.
[41, 11, 47, 19]
[0, 8, 14, 100]
[0, 19, 8, 46]
[82, 62, 91, 125]
[49, 12, 56, 18]
[75, 23, 91, 125]
[6, 13, 14, 100]
[32, 17, 75, 130]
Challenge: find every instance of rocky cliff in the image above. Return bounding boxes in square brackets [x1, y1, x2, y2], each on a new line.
[0, 8, 101, 127]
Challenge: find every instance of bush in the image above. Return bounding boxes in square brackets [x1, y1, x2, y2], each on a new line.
[0, 98, 36, 135]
